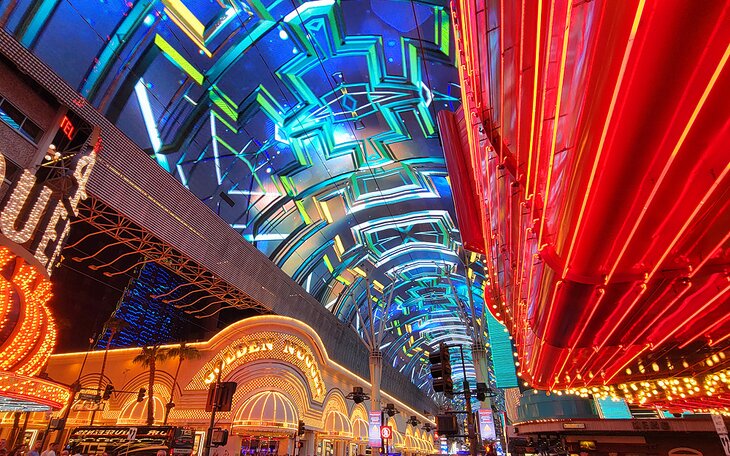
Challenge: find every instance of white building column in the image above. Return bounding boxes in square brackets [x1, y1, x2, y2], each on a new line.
[472, 342, 493, 407]
[369, 351, 382, 412]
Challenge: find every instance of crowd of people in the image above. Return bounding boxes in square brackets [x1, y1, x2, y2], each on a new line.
[0, 442, 74, 456]
[0, 442, 170, 456]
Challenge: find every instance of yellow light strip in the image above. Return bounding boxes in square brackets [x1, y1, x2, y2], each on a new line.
[162, 0, 212, 57]
[526, 0, 543, 199]
[319, 200, 334, 223]
[372, 280, 384, 292]
[334, 235, 345, 258]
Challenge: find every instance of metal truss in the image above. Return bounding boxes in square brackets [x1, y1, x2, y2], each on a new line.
[67, 197, 266, 318]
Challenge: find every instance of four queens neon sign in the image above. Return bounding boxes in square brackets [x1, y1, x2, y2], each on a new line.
[0, 149, 95, 274]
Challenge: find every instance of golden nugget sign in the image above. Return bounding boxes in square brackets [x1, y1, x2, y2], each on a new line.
[0, 151, 95, 274]
[204, 335, 326, 399]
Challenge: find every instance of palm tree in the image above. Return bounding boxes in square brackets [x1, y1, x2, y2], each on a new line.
[90, 315, 129, 425]
[163, 342, 201, 424]
[132, 345, 169, 425]
[98, 316, 129, 380]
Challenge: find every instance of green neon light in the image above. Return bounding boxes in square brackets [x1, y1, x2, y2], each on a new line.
[214, 135, 264, 190]
[435, 9, 450, 56]
[154, 34, 204, 85]
[210, 89, 239, 123]
[279, 175, 297, 197]
[212, 111, 238, 134]
[323, 254, 334, 273]
[295, 199, 311, 224]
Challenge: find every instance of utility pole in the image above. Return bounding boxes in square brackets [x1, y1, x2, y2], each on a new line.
[203, 368, 222, 456]
[459, 346, 479, 456]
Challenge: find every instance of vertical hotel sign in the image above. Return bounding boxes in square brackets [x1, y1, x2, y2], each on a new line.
[369, 411, 382, 447]
[0, 150, 95, 274]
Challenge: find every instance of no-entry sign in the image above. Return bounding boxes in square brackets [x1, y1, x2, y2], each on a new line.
[380, 426, 392, 440]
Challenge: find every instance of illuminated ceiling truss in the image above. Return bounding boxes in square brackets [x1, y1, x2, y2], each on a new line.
[0, 0, 511, 388]
[449, 0, 730, 410]
[70, 198, 265, 317]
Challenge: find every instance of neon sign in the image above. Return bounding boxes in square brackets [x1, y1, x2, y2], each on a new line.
[59, 115, 76, 140]
[202, 334, 326, 399]
[0, 150, 95, 274]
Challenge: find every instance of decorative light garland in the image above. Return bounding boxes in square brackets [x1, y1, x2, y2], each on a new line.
[0, 371, 71, 410]
[556, 367, 730, 412]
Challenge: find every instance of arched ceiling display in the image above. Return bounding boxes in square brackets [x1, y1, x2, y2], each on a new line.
[0, 0, 514, 393]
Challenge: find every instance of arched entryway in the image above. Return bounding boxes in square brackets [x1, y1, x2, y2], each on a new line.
[318, 392, 351, 456]
[117, 383, 170, 426]
[232, 391, 299, 456]
[349, 404, 368, 456]
[321, 411, 353, 456]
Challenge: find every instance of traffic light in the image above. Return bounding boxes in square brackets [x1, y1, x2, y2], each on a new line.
[298, 420, 306, 436]
[205, 382, 237, 412]
[211, 428, 229, 446]
[476, 382, 493, 402]
[136, 387, 146, 402]
[429, 342, 453, 396]
[102, 384, 114, 401]
[436, 415, 458, 436]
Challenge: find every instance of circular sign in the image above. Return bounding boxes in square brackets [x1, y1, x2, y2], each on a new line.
[380, 426, 392, 439]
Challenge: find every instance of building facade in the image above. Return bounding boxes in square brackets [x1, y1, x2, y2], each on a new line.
[0, 46, 98, 446]
[508, 417, 729, 455]
[21, 316, 435, 456]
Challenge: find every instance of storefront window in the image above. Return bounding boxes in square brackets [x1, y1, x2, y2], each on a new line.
[241, 437, 280, 456]
[316, 440, 333, 456]
[0, 96, 43, 144]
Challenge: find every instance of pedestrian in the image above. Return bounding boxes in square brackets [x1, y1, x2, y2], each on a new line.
[28, 443, 41, 456]
[40, 443, 59, 456]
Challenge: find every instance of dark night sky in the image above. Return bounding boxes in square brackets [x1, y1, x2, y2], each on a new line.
[49, 222, 133, 352]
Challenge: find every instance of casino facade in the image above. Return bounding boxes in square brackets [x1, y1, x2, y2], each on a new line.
[34, 316, 436, 456]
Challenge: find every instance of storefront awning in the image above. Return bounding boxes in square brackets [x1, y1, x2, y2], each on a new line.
[321, 410, 352, 440]
[391, 430, 405, 449]
[352, 418, 368, 443]
[232, 391, 298, 435]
